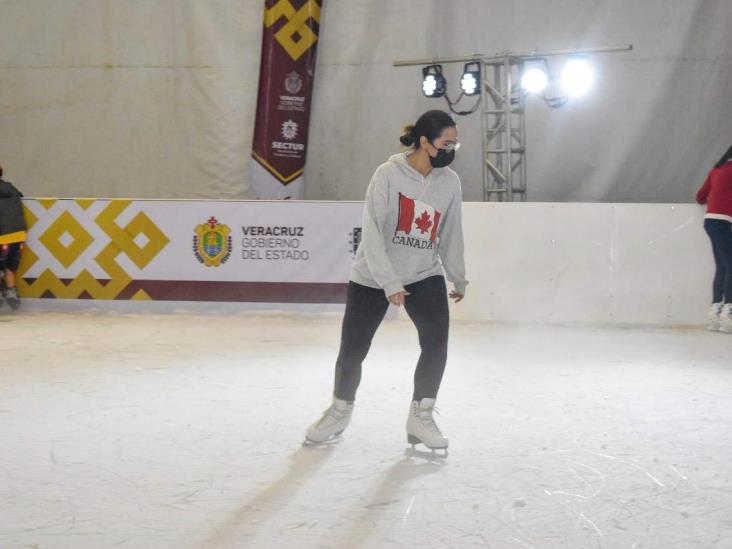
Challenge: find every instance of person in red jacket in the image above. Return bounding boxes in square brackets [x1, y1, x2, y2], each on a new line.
[696, 146, 732, 332]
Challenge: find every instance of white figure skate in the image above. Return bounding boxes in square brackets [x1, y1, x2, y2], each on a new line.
[304, 398, 354, 444]
[406, 398, 448, 456]
[707, 303, 723, 331]
[720, 303, 732, 334]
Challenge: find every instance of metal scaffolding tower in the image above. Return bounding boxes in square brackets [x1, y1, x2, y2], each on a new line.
[482, 57, 527, 201]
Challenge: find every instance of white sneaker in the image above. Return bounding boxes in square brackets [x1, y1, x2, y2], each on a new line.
[305, 398, 354, 443]
[720, 304, 732, 334]
[708, 302, 723, 331]
[406, 398, 448, 450]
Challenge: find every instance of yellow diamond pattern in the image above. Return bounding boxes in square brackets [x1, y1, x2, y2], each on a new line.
[18, 200, 170, 300]
[39, 211, 94, 269]
[38, 198, 58, 210]
[22, 204, 38, 230]
[265, 0, 321, 61]
[95, 202, 170, 270]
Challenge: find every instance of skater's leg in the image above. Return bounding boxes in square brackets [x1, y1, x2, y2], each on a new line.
[705, 220, 727, 304]
[306, 282, 389, 443]
[0, 245, 8, 284]
[711, 223, 732, 332]
[716, 224, 732, 303]
[403, 277, 450, 451]
[333, 281, 390, 401]
[2, 244, 22, 310]
[403, 275, 450, 401]
[0, 246, 7, 307]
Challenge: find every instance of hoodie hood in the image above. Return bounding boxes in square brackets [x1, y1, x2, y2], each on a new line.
[388, 152, 446, 182]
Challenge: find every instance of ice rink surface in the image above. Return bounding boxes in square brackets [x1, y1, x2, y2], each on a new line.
[1, 311, 731, 549]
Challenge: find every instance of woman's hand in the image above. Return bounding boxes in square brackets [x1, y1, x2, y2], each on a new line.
[449, 290, 464, 303]
[388, 291, 410, 307]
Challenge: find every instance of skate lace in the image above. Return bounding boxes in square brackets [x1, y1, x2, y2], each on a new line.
[316, 404, 348, 427]
[416, 406, 442, 434]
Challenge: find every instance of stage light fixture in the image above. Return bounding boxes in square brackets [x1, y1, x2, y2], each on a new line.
[561, 57, 594, 97]
[520, 59, 549, 94]
[422, 65, 447, 98]
[460, 62, 481, 96]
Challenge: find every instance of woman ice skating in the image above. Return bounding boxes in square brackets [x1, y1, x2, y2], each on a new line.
[305, 110, 468, 452]
[697, 145, 732, 333]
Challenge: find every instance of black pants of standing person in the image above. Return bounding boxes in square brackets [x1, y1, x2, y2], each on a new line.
[704, 219, 732, 303]
[333, 275, 450, 402]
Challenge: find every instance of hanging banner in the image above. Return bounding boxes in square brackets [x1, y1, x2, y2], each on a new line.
[249, 0, 323, 200]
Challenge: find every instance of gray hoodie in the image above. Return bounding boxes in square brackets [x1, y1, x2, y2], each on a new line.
[350, 153, 468, 298]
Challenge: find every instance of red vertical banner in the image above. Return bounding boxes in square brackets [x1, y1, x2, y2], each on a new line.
[249, 0, 323, 199]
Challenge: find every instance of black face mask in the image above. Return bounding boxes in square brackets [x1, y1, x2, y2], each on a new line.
[429, 146, 455, 168]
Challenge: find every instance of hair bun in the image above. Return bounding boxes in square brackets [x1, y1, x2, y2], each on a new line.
[399, 124, 416, 147]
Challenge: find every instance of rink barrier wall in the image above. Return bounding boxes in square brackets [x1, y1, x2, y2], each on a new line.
[14, 199, 712, 326]
[451, 202, 711, 326]
[16, 198, 361, 303]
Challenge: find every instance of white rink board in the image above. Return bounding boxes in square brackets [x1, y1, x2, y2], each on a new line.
[19, 200, 713, 326]
[455, 203, 711, 326]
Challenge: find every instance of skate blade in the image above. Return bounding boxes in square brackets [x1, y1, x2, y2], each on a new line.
[302, 431, 344, 448]
[405, 445, 448, 460]
[406, 435, 448, 458]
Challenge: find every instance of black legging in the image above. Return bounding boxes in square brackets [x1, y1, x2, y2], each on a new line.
[333, 275, 450, 402]
[704, 218, 732, 304]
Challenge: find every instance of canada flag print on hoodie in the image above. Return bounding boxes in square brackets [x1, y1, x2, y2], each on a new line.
[351, 153, 468, 298]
